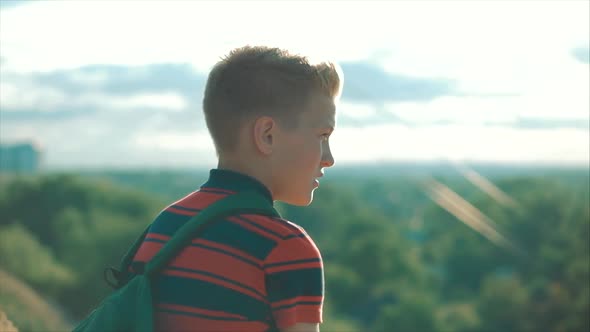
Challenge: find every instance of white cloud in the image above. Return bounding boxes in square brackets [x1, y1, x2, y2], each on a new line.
[338, 102, 377, 119]
[387, 97, 519, 125]
[67, 70, 110, 86]
[1, 0, 588, 167]
[132, 131, 214, 151]
[3, 113, 587, 168]
[0, 1, 378, 73]
[386, 88, 589, 126]
[330, 124, 589, 165]
[0, 81, 67, 110]
[96, 92, 188, 111]
[0, 78, 188, 111]
[2, 1, 587, 75]
[0, 112, 216, 168]
[376, 2, 589, 78]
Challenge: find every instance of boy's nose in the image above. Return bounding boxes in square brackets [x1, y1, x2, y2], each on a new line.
[321, 148, 335, 168]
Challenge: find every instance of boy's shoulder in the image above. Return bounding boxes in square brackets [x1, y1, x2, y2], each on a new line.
[167, 190, 308, 239]
[231, 212, 309, 241]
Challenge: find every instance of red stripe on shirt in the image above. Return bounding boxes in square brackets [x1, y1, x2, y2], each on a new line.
[157, 303, 247, 320]
[170, 246, 266, 294]
[239, 214, 304, 238]
[156, 311, 268, 332]
[133, 241, 162, 262]
[227, 216, 283, 242]
[172, 191, 230, 211]
[145, 233, 170, 241]
[265, 237, 321, 264]
[199, 187, 236, 195]
[166, 206, 195, 216]
[265, 262, 323, 274]
[162, 269, 267, 303]
[271, 296, 323, 309]
[273, 304, 323, 329]
[192, 238, 264, 267]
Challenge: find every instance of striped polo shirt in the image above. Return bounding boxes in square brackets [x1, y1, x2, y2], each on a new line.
[132, 169, 324, 331]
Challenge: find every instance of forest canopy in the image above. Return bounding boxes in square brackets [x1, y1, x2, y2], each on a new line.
[0, 167, 588, 332]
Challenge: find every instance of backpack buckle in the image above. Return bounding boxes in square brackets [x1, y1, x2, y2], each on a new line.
[103, 267, 123, 289]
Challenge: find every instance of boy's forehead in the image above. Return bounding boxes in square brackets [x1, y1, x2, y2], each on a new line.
[306, 94, 336, 127]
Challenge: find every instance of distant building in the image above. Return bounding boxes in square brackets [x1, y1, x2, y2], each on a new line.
[0, 142, 42, 173]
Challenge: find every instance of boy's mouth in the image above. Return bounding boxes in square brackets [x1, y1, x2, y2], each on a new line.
[313, 173, 323, 188]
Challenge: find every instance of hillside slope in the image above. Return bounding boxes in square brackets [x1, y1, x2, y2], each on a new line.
[0, 269, 71, 332]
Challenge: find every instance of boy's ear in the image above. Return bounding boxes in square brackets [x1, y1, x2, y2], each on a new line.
[253, 116, 275, 155]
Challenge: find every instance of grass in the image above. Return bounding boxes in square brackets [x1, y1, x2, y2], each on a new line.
[0, 269, 71, 332]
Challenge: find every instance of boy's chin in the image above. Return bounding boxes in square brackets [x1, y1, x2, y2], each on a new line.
[281, 191, 315, 206]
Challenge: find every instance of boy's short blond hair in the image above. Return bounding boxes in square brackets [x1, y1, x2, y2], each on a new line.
[202, 46, 343, 154]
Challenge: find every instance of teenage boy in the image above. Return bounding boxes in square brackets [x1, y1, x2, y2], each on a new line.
[132, 45, 342, 332]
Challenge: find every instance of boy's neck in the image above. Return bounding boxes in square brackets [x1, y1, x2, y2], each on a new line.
[217, 158, 274, 198]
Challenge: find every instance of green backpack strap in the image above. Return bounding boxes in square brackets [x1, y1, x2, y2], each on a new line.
[105, 190, 278, 288]
[144, 191, 279, 277]
[121, 224, 152, 269]
[104, 223, 152, 288]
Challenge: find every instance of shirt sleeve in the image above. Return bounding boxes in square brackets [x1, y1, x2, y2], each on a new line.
[264, 227, 324, 329]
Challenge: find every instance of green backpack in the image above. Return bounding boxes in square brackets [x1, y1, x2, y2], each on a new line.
[72, 191, 279, 332]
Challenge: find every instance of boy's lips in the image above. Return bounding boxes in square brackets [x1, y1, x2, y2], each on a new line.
[313, 172, 324, 187]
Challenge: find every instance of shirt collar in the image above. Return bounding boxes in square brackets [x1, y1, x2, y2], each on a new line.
[201, 168, 274, 204]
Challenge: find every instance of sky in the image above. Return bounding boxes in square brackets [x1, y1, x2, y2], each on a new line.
[0, 0, 589, 169]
